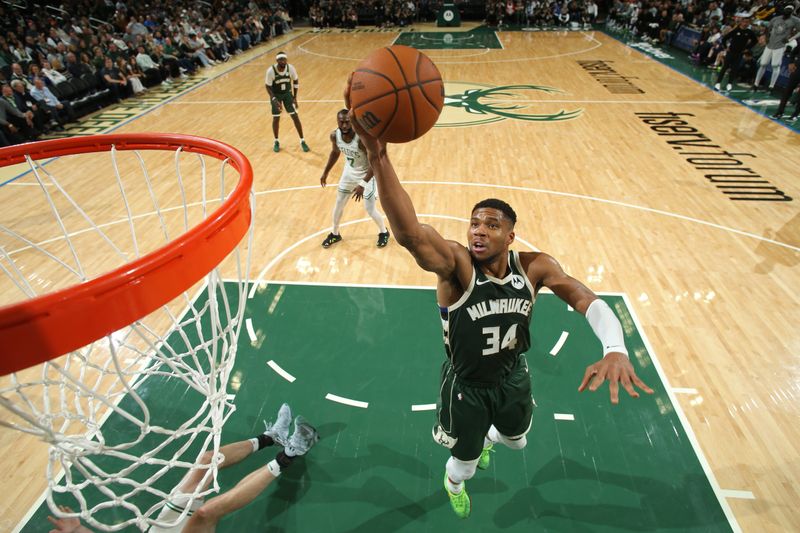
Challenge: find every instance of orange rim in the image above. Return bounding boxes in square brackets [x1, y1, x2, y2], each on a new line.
[0, 133, 253, 374]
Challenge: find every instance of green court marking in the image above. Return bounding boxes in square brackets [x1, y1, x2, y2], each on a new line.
[395, 28, 502, 49]
[21, 283, 733, 532]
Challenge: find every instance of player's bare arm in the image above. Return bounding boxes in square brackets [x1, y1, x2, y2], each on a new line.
[320, 131, 340, 187]
[348, 108, 469, 281]
[522, 252, 654, 404]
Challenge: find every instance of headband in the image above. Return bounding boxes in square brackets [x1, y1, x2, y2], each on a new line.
[276, 53, 287, 60]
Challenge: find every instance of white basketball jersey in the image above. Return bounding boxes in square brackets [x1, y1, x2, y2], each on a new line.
[335, 129, 368, 172]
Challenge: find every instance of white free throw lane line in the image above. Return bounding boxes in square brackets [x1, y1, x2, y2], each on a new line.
[412, 404, 437, 412]
[554, 413, 575, 421]
[720, 489, 756, 500]
[267, 360, 296, 383]
[325, 393, 369, 409]
[245, 318, 257, 343]
[672, 387, 699, 394]
[549, 331, 569, 356]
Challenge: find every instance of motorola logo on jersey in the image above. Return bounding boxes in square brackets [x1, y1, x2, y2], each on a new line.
[511, 275, 525, 290]
[436, 81, 583, 128]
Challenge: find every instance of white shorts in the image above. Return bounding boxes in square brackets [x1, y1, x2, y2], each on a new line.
[338, 166, 377, 200]
[759, 46, 785, 67]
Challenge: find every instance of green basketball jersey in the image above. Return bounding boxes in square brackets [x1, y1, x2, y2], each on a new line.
[440, 250, 535, 384]
[268, 64, 294, 95]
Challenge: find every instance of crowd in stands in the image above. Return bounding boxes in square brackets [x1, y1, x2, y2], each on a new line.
[0, 0, 294, 146]
[308, 1, 441, 28]
[485, 0, 599, 28]
[606, 0, 800, 89]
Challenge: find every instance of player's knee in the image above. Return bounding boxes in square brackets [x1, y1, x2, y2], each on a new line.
[500, 434, 527, 450]
[191, 503, 219, 525]
[446, 456, 479, 482]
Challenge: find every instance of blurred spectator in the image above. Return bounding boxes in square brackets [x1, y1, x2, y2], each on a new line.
[30, 76, 75, 126]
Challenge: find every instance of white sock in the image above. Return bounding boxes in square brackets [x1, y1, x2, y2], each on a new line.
[266, 459, 282, 477]
[446, 476, 463, 494]
[486, 425, 500, 447]
[248, 438, 259, 453]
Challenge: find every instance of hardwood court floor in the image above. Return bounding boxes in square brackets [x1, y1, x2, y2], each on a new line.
[2, 25, 799, 532]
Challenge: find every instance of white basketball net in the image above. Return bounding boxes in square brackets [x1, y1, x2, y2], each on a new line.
[0, 142, 253, 531]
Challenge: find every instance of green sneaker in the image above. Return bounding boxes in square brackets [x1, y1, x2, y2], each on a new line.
[273, 140, 280, 153]
[300, 140, 310, 152]
[443, 472, 471, 519]
[477, 442, 494, 470]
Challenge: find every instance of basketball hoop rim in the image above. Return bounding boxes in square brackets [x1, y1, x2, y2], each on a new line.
[0, 133, 253, 374]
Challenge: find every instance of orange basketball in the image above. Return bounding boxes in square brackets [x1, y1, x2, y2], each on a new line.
[348, 45, 444, 143]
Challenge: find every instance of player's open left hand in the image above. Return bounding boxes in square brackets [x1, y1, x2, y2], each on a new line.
[47, 505, 85, 533]
[578, 352, 654, 404]
[352, 185, 364, 201]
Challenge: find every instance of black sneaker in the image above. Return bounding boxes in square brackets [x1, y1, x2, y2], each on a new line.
[377, 231, 390, 248]
[321, 232, 342, 248]
[771, 112, 783, 119]
[789, 114, 799, 122]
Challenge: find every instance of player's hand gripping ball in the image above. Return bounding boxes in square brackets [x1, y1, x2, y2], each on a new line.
[347, 45, 444, 143]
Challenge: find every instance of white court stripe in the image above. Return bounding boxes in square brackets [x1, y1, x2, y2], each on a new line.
[412, 404, 437, 411]
[325, 393, 369, 409]
[567, 304, 574, 312]
[267, 360, 296, 383]
[549, 331, 569, 356]
[622, 294, 741, 532]
[554, 413, 575, 421]
[720, 489, 756, 500]
[672, 387, 699, 394]
[245, 318, 257, 343]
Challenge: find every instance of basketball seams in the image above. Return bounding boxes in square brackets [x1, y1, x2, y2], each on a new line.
[385, 47, 417, 141]
[351, 68, 398, 107]
[351, 46, 443, 142]
[416, 79, 444, 113]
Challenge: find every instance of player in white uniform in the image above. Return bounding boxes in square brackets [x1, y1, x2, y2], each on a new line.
[47, 404, 318, 533]
[319, 109, 390, 248]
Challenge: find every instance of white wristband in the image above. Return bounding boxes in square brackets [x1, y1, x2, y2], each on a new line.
[585, 299, 628, 357]
[358, 179, 369, 188]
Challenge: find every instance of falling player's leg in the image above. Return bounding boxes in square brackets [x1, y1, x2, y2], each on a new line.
[182, 415, 318, 533]
[152, 404, 293, 532]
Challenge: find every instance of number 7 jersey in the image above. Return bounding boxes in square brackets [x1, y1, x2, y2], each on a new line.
[439, 250, 535, 384]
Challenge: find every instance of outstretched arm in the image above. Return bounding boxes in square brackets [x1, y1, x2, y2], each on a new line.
[525, 252, 654, 404]
[346, 81, 460, 277]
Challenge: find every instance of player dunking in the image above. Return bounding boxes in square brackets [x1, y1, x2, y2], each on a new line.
[265, 52, 308, 153]
[346, 89, 653, 519]
[319, 109, 389, 249]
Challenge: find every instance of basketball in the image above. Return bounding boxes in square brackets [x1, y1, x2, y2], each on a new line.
[348, 45, 444, 143]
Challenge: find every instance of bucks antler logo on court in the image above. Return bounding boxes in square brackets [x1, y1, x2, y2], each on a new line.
[437, 81, 582, 128]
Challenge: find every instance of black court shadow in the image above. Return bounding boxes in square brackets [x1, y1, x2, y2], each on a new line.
[493, 457, 732, 531]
